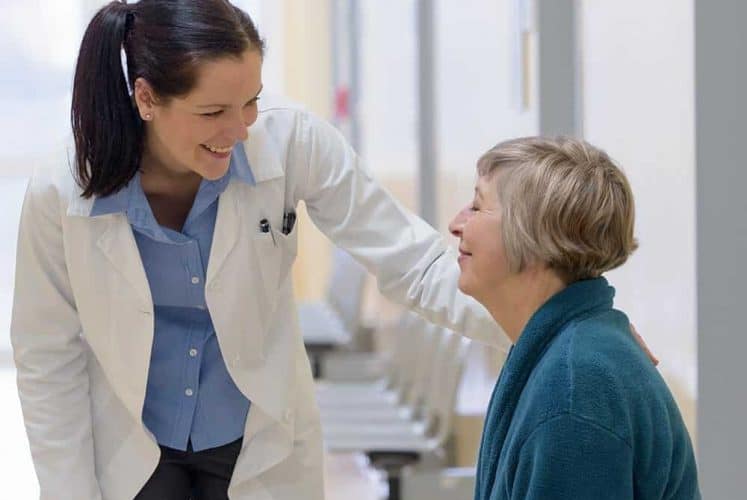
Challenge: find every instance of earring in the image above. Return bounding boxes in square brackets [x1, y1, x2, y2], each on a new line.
[143, 113, 153, 121]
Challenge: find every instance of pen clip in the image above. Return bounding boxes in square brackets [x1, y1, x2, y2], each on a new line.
[259, 218, 277, 245]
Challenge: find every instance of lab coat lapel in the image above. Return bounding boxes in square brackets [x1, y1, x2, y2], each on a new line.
[206, 126, 286, 354]
[205, 181, 276, 365]
[205, 182, 242, 290]
[93, 215, 155, 419]
[243, 120, 284, 183]
[243, 120, 288, 324]
[95, 215, 151, 305]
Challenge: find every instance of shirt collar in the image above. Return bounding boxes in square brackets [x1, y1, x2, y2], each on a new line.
[230, 141, 256, 186]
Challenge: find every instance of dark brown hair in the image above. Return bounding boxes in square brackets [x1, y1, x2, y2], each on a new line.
[71, 0, 264, 198]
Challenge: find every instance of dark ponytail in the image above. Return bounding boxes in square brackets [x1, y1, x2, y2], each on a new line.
[71, 0, 265, 198]
[72, 1, 142, 198]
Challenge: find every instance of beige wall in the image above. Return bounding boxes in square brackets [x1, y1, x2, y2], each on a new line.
[281, 0, 334, 302]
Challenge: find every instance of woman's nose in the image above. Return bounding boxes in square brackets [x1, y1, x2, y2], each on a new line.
[449, 205, 471, 238]
[234, 115, 250, 142]
[227, 110, 251, 143]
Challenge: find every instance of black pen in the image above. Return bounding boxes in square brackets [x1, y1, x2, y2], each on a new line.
[260, 218, 276, 245]
[282, 211, 296, 235]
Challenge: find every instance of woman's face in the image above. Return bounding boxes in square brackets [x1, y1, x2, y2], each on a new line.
[136, 48, 263, 181]
[449, 174, 510, 303]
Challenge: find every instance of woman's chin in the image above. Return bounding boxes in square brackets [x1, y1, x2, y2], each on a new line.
[457, 275, 475, 298]
[197, 161, 231, 181]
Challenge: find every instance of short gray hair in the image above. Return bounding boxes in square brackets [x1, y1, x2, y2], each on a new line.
[477, 136, 638, 282]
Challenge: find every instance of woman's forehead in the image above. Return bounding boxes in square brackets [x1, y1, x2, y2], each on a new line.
[186, 50, 263, 104]
[476, 171, 502, 197]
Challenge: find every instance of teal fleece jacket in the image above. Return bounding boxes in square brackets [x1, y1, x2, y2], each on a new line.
[475, 278, 700, 499]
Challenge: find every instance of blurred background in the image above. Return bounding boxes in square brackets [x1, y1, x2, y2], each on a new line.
[0, 1, 743, 499]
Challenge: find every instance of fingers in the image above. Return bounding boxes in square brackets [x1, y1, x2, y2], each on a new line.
[630, 323, 659, 366]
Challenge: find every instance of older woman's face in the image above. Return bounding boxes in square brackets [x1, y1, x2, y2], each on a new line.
[449, 174, 510, 302]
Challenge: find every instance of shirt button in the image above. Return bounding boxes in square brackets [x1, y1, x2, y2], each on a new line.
[185, 388, 194, 397]
[189, 348, 198, 357]
[191, 276, 200, 285]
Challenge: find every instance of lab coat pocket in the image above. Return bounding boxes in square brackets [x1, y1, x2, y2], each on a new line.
[253, 232, 281, 306]
[273, 223, 298, 285]
[252, 224, 298, 305]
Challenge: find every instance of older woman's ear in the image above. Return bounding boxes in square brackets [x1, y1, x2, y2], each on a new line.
[449, 204, 472, 239]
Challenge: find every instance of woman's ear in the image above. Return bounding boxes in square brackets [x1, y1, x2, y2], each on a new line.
[133, 77, 158, 121]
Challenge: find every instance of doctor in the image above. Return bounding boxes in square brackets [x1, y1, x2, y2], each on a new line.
[11, 1, 505, 499]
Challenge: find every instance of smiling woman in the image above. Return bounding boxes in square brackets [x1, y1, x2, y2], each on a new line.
[134, 50, 263, 185]
[72, 0, 265, 199]
[10, 1, 507, 500]
[449, 137, 700, 499]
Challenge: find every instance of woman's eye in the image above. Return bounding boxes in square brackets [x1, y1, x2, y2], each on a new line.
[202, 110, 223, 117]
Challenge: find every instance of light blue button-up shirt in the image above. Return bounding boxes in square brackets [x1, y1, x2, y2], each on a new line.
[91, 145, 256, 452]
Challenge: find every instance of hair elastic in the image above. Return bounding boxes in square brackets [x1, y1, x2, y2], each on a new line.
[120, 45, 134, 96]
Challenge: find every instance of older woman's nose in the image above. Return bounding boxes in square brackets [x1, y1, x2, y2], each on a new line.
[449, 204, 471, 238]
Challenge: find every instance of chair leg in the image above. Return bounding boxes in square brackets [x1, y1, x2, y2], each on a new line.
[367, 452, 419, 500]
[386, 474, 401, 500]
[310, 352, 322, 378]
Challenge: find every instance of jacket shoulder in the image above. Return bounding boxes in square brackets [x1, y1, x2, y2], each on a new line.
[257, 93, 306, 114]
[256, 93, 339, 140]
[558, 311, 674, 443]
[513, 313, 638, 436]
[257, 94, 311, 128]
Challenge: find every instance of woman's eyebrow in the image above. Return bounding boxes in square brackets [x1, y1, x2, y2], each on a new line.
[195, 85, 264, 108]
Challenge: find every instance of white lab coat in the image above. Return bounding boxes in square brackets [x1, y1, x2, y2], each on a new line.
[11, 96, 509, 500]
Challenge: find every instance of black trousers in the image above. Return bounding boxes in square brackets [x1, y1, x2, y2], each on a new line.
[135, 438, 242, 500]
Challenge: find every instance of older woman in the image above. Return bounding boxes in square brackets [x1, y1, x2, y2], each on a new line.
[449, 137, 700, 499]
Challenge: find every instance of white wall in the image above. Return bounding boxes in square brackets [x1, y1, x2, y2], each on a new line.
[358, 0, 539, 196]
[250, 0, 285, 94]
[358, 0, 419, 180]
[436, 0, 538, 215]
[580, 0, 697, 410]
[1, 1, 83, 175]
